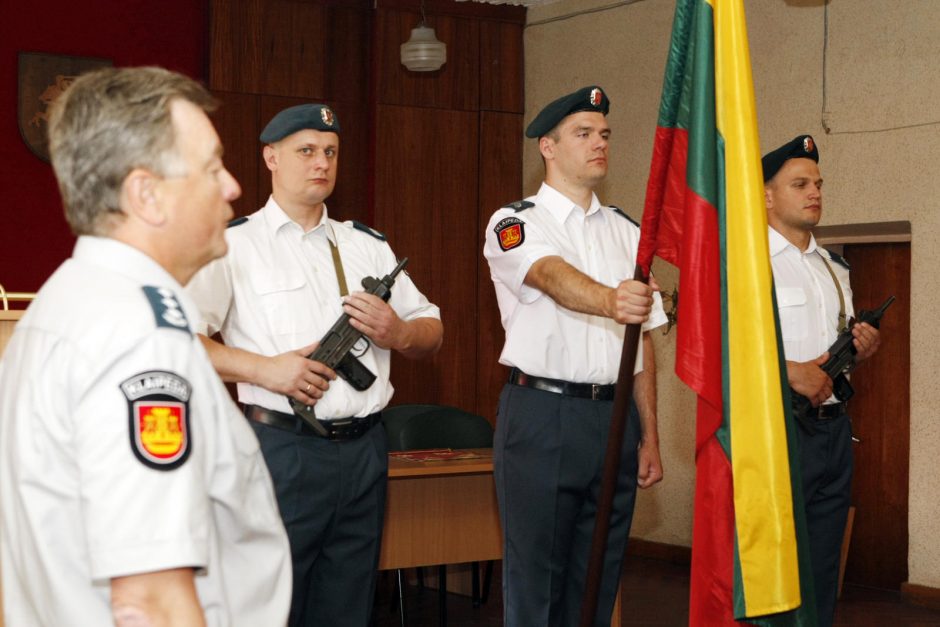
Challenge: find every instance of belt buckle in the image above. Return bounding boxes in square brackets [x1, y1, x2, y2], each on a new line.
[591, 384, 601, 401]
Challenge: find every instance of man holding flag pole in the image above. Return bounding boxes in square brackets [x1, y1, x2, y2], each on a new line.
[484, 85, 668, 627]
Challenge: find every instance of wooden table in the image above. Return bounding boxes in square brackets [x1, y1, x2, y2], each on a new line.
[377, 449, 621, 626]
[379, 449, 501, 570]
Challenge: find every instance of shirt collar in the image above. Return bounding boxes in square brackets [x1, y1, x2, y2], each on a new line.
[73, 236, 182, 289]
[536, 183, 605, 224]
[768, 226, 819, 257]
[261, 196, 335, 243]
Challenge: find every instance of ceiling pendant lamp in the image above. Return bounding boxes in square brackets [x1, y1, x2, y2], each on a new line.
[400, 2, 446, 72]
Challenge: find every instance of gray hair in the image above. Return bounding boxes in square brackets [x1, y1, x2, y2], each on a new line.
[47, 66, 217, 235]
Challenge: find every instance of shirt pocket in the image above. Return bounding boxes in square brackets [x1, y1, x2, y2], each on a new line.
[775, 286, 808, 341]
[247, 271, 315, 336]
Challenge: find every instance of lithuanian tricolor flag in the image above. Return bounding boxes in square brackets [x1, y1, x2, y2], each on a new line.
[636, 0, 816, 624]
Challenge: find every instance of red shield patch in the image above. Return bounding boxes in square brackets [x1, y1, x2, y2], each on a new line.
[803, 136, 814, 153]
[121, 370, 192, 471]
[134, 402, 188, 464]
[495, 217, 525, 251]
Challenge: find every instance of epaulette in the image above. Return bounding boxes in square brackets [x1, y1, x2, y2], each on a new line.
[227, 216, 249, 228]
[352, 221, 386, 241]
[142, 286, 191, 335]
[825, 248, 850, 270]
[610, 206, 640, 227]
[502, 200, 534, 212]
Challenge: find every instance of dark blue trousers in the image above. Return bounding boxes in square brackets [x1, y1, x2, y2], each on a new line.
[251, 421, 388, 627]
[494, 384, 641, 627]
[798, 412, 854, 627]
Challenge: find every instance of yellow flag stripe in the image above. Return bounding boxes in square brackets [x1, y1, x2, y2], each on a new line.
[709, 0, 801, 615]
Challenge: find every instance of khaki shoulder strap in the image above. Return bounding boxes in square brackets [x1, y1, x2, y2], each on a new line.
[327, 227, 349, 297]
[818, 253, 847, 333]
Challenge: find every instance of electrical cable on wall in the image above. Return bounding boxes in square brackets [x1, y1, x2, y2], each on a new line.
[525, 0, 647, 28]
[821, 2, 940, 136]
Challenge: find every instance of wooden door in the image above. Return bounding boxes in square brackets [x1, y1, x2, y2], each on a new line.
[841, 241, 911, 589]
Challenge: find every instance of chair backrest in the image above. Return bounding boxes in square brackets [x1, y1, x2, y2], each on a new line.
[381, 404, 440, 451]
[398, 406, 494, 450]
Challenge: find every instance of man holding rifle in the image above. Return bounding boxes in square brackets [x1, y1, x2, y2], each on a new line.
[483, 86, 667, 627]
[187, 104, 442, 627]
[763, 135, 882, 627]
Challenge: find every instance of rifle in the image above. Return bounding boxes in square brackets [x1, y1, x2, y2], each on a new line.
[791, 295, 895, 432]
[289, 258, 409, 427]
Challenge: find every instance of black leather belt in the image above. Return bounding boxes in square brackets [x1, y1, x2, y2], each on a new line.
[815, 402, 847, 420]
[509, 368, 615, 401]
[244, 404, 381, 441]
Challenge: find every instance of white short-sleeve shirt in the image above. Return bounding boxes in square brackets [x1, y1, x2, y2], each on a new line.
[186, 197, 441, 419]
[483, 183, 667, 384]
[769, 226, 854, 365]
[0, 237, 291, 626]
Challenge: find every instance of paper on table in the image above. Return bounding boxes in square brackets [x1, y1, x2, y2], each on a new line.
[388, 448, 486, 462]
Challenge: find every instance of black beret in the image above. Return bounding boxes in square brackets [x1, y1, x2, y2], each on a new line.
[259, 104, 340, 143]
[525, 85, 610, 139]
[761, 135, 818, 182]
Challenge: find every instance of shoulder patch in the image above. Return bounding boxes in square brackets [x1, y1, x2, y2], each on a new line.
[502, 200, 534, 212]
[494, 216, 525, 251]
[142, 286, 191, 335]
[352, 221, 386, 241]
[825, 248, 850, 270]
[610, 206, 640, 227]
[227, 215, 249, 228]
[120, 371, 192, 471]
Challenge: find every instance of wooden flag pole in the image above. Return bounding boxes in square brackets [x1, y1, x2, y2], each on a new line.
[578, 265, 647, 627]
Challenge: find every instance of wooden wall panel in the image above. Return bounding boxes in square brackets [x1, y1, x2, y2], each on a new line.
[259, 2, 327, 97]
[210, 91, 261, 219]
[843, 242, 911, 589]
[479, 20, 524, 113]
[375, 105, 479, 409]
[211, 0, 369, 101]
[375, 9, 480, 111]
[209, 0, 264, 93]
[476, 111, 523, 422]
[325, 5, 372, 101]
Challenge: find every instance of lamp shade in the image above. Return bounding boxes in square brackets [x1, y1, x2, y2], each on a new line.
[400, 25, 447, 72]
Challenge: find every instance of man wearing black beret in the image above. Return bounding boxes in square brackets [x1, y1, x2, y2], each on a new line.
[763, 134, 881, 626]
[484, 86, 668, 626]
[187, 103, 443, 627]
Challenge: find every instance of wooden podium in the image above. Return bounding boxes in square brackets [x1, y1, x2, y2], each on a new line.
[0, 310, 23, 357]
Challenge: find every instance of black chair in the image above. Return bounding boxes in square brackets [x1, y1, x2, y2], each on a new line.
[398, 406, 494, 451]
[396, 406, 495, 627]
[382, 403, 439, 452]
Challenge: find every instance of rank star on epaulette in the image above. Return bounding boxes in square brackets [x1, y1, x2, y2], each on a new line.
[502, 200, 534, 212]
[142, 286, 191, 334]
[495, 217, 525, 251]
[121, 371, 192, 470]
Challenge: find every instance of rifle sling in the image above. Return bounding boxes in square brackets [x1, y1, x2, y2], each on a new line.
[328, 235, 349, 297]
[818, 253, 847, 333]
